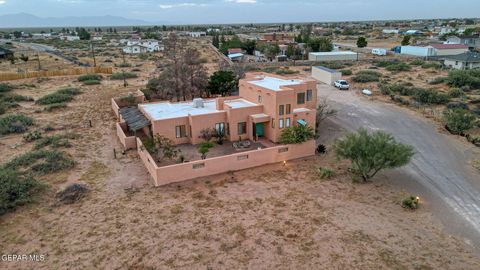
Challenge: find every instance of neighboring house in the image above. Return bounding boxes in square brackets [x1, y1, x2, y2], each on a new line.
[0, 47, 14, 59]
[92, 35, 103, 41]
[428, 44, 469, 56]
[60, 35, 80, 41]
[228, 48, 243, 54]
[382, 29, 400, 34]
[443, 52, 480, 70]
[122, 73, 317, 145]
[444, 35, 480, 50]
[123, 39, 163, 53]
[404, 30, 423, 35]
[188, 31, 207, 38]
[228, 53, 244, 62]
[308, 51, 358, 61]
[257, 33, 294, 45]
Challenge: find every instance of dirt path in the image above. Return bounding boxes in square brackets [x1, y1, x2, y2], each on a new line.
[317, 84, 480, 249]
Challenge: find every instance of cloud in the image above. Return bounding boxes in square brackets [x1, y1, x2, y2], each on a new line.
[159, 2, 207, 9]
[225, 0, 257, 3]
[0, 0, 6, 4]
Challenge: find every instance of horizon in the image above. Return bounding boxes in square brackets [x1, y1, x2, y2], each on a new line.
[0, 0, 479, 27]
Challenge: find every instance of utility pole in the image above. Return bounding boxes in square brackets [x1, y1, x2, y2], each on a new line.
[90, 41, 96, 67]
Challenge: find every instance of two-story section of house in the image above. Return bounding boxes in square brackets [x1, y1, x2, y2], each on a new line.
[134, 72, 317, 145]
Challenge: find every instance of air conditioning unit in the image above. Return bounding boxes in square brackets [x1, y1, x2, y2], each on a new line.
[193, 98, 204, 108]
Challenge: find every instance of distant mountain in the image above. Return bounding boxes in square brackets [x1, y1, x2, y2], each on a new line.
[0, 13, 155, 28]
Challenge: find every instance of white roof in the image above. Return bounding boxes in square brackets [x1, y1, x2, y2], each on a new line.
[310, 51, 357, 56]
[140, 100, 220, 120]
[248, 76, 304, 91]
[224, 98, 258, 109]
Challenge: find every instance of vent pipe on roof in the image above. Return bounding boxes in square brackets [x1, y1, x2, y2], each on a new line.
[193, 98, 204, 108]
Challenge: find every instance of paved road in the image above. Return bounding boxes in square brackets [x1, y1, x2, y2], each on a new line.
[317, 84, 480, 249]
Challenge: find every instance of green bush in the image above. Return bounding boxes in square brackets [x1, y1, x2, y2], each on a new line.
[36, 88, 81, 105]
[443, 109, 477, 135]
[4, 150, 75, 175]
[279, 125, 316, 144]
[413, 89, 450, 105]
[340, 69, 353, 76]
[446, 69, 480, 89]
[448, 88, 465, 98]
[110, 72, 138, 80]
[0, 93, 34, 102]
[317, 167, 334, 179]
[352, 70, 383, 83]
[429, 77, 447, 85]
[44, 102, 67, 112]
[0, 114, 34, 135]
[0, 169, 40, 215]
[385, 62, 411, 72]
[401, 196, 419, 210]
[78, 74, 102, 82]
[421, 62, 442, 69]
[0, 83, 16, 93]
[410, 59, 425, 66]
[34, 134, 72, 149]
[82, 79, 101, 85]
[446, 102, 469, 110]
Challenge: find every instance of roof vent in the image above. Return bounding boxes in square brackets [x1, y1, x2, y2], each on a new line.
[193, 98, 204, 108]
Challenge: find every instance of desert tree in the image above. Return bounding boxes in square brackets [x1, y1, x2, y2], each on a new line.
[356, 36, 368, 48]
[333, 128, 414, 182]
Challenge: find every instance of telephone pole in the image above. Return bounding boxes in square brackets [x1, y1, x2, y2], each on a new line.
[90, 41, 96, 67]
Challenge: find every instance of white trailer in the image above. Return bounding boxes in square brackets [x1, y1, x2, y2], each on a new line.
[372, 48, 387, 56]
[311, 66, 342, 86]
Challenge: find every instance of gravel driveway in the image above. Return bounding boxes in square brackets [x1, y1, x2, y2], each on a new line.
[316, 84, 480, 249]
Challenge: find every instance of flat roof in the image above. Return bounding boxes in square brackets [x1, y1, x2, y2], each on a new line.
[248, 76, 304, 91]
[140, 100, 220, 121]
[224, 98, 258, 109]
[310, 51, 357, 56]
[313, 66, 340, 73]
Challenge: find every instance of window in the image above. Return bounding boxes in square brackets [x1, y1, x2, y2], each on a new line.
[175, 125, 186, 138]
[286, 104, 291, 114]
[238, 122, 247, 135]
[279, 118, 284, 129]
[226, 123, 230, 135]
[271, 118, 275, 128]
[297, 92, 305, 104]
[285, 118, 291, 127]
[258, 95, 262, 103]
[279, 105, 284, 115]
[306, 89, 313, 101]
[215, 122, 225, 133]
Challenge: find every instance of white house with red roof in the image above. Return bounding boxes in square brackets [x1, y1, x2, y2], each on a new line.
[427, 44, 469, 56]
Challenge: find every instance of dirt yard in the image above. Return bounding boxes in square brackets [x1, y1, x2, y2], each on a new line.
[1, 42, 480, 269]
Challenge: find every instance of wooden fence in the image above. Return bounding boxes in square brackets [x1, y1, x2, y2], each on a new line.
[0, 66, 113, 82]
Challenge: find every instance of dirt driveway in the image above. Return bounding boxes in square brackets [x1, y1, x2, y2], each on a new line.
[316, 84, 480, 249]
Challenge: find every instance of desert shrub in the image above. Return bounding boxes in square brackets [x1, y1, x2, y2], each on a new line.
[352, 70, 383, 83]
[446, 87, 464, 98]
[36, 88, 81, 105]
[317, 167, 334, 179]
[0, 83, 16, 93]
[279, 125, 316, 144]
[471, 98, 480, 104]
[0, 169, 40, 215]
[446, 102, 469, 110]
[0, 102, 6, 114]
[446, 69, 480, 89]
[429, 77, 447, 85]
[117, 63, 132, 68]
[198, 141, 214, 160]
[34, 134, 72, 149]
[0, 114, 34, 135]
[402, 196, 419, 210]
[82, 79, 101, 85]
[44, 102, 67, 112]
[413, 88, 450, 105]
[379, 82, 417, 96]
[375, 60, 396, 68]
[443, 109, 477, 135]
[391, 95, 410, 105]
[56, 183, 89, 204]
[275, 68, 299, 75]
[23, 130, 42, 142]
[410, 59, 425, 66]
[333, 128, 414, 182]
[340, 69, 352, 76]
[0, 93, 34, 102]
[4, 150, 75, 175]
[385, 62, 411, 72]
[110, 72, 137, 80]
[421, 62, 442, 69]
[78, 74, 102, 82]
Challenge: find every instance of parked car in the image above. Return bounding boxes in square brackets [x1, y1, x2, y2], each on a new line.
[334, 80, 350, 90]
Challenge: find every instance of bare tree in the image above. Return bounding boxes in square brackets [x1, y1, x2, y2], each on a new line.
[316, 99, 337, 130]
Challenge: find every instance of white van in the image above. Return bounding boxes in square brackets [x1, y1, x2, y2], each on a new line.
[372, 48, 387, 56]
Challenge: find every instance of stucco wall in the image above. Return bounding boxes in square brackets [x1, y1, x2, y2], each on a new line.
[116, 122, 137, 150]
[136, 138, 316, 186]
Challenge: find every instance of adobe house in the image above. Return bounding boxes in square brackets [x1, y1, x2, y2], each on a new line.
[133, 73, 317, 145]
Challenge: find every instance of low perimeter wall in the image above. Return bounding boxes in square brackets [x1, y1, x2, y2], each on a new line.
[0, 66, 112, 82]
[116, 122, 137, 150]
[136, 138, 316, 186]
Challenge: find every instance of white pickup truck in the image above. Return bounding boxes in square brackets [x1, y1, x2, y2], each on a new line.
[334, 80, 350, 90]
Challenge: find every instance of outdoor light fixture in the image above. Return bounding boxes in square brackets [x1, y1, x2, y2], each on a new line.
[283, 161, 286, 166]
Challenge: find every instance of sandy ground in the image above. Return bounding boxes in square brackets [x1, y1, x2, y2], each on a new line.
[1, 43, 480, 269]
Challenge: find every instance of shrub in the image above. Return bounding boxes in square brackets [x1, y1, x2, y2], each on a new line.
[78, 74, 102, 82]
[198, 141, 214, 159]
[443, 109, 477, 135]
[317, 167, 334, 179]
[0, 93, 34, 102]
[352, 70, 382, 82]
[446, 102, 469, 110]
[333, 128, 414, 182]
[385, 62, 411, 72]
[34, 134, 72, 149]
[402, 196, 419, 210]
[446, 69, 480, 89]
[410, 59, 425, 66]
[340, 69, 352, 76]
[36, 88, 81, 105]
[429, 77, 447, 85]
[280, 125, 316, 144]
[0, 114, 34, 135]
[4, 150, 75, 175]
[110, 72, 138, 80]
[23, 130, 42, 142]
[82, 79, 101, 85]
[0, 169, 40, 215]
[0, 83, 16, 93]
[56, 183, 89, 204]
[421, 62, 442, 69]
[413, 88, 450, 105]
[44, 102, 67, 112]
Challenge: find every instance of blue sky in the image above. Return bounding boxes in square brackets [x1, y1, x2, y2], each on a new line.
[0, 0, 479, 24]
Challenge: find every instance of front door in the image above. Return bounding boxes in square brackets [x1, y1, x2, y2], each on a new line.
[255, 123, 264, 137]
